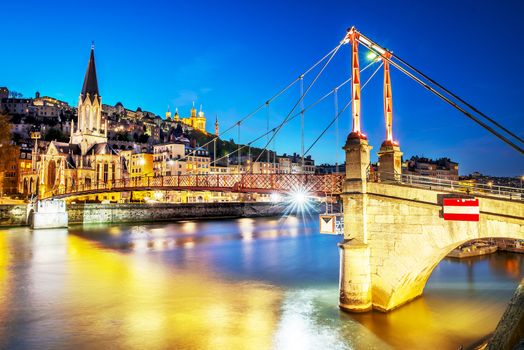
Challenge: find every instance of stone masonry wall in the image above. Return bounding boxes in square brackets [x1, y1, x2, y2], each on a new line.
[68, 202, 288, 225]
[357, 182, 524, 311]
[0, 205, 28, 227]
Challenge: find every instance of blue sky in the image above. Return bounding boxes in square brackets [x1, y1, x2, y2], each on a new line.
[1, 0, 523, 176]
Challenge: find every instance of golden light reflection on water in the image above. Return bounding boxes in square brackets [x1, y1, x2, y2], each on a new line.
[0, 231, 10, 348]
[61, 234, 283, 350]
[349, 279, 512, 349]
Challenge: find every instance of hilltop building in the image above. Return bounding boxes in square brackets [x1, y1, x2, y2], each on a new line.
[0, 88, 72, 119]
[167, 103, 207, 134]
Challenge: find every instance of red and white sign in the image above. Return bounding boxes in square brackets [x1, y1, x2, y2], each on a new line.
[443, 198, 479, 221]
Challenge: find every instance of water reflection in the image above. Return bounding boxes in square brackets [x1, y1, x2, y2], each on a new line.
[0, 217, 523, 350]
[1, 229, 283, 350]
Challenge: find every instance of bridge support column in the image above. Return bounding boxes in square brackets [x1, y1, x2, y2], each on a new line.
[339, 134, 373, 312]
[377, 141, 402, 181]
[339, 242, 372, 312]
[29, 199, 68, 229]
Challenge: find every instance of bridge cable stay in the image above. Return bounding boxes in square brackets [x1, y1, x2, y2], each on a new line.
[304, 62, 384, 157]
[266, 102, 270, 164]
[237, 121, 241, 167]
[384, 55, 524, 154]
[272, 129, 276, 169]
[350, 29, 524, 154]
[211, 79, 351, 165]
[211, 60, 378, 166]
[182, 45, 342, 163]
[391, 52, 524, 145]
[300, 76, 305, 168]
[334, 87, 339, 173]
[251, 41, 345, 168]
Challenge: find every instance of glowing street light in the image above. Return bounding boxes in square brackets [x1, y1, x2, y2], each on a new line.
[367, 51, 379, 62]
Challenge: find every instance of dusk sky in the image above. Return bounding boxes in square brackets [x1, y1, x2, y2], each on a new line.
[1, 0, 522, 176]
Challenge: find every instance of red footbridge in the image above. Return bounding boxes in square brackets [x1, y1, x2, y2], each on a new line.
[42, 173, 345, 199]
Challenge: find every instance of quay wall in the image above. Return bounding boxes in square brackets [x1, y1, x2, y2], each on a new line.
[487, 278, 524, 350]
[67, 202, 289, 225]
[0, 205, 28, 227]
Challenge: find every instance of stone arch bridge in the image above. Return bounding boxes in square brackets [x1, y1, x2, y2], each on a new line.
[339, 137, 524, 313]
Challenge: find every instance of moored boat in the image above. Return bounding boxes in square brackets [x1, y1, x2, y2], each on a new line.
[447, 240, 498, 259]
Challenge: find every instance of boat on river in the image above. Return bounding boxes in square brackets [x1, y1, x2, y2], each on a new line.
[447, 240, 498, 259]
[496, 238, 524, 254]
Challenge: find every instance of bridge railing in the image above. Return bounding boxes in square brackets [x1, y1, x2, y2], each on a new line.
[41, 173, 345, 199]
[369, 171, 524, 201]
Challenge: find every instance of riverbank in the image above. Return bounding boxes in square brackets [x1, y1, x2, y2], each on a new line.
[0, 201, 303, 227]
[68, 202, 291, 225]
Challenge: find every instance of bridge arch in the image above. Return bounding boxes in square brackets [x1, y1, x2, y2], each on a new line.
[340, 182, 524, 312]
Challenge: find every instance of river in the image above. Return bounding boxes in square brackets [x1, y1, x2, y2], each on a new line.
[0, 216, 522, 349]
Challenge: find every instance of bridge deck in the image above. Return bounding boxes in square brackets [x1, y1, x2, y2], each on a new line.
[42, 173, 345, 199]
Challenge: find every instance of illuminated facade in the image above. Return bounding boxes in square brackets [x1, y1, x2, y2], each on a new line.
[153, 143, 186, 176]
[185, 146, 210, 174]
[167, 104, 207, 133]
[129, 153, 154, 178]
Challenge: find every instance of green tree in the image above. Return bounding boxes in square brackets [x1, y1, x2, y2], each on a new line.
[0, 114, 15, 174]
[43, 128, 68, 142]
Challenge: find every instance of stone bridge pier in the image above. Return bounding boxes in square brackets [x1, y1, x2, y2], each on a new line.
[338, 135, 524, 313]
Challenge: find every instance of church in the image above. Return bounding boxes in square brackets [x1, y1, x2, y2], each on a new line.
[21, 46, 122, 197]
[166, 103, 207, 134]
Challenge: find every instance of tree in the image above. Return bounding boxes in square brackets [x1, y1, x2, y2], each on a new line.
[0, 114, 16, 188]
[43, 128, 68, 142]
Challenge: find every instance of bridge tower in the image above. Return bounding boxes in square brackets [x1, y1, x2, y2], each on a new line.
[377, 53, 402, 180]
[339, 27, 374, 312]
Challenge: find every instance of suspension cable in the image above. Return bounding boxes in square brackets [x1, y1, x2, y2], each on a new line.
[252, 41, 345, 166]
[334, 88, 339, 173]
[304, 62, 383, 156]
[209, 60, 378, 166]
[237, 121, 241, 166]
[391, 52, 524, 145]
[179, 45, 342, 162]
[266, 102, 270, 164]
[354, 32, 524, 154]
[300, 76, 305, 167]
[385, 55, 524, 154]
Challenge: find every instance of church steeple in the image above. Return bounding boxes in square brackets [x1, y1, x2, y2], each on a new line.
[215, 115, 219, 136]
[72, 44, 105, 147]
[191, 101, 197, 118]
[81, 44, 100, 103]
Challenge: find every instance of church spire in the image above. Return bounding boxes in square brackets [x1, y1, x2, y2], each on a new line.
[81, 44, 100, 103]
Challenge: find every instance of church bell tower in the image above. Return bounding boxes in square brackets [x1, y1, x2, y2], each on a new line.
[70, 44, 107, 149]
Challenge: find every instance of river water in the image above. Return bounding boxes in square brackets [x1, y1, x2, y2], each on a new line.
[0, 216, 522, 350]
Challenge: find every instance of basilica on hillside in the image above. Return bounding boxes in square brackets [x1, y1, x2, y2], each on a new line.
[21, 46, 122, 197]
[165, 103, 207, 134]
